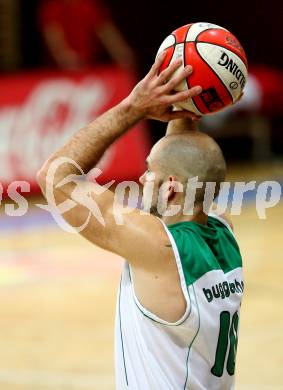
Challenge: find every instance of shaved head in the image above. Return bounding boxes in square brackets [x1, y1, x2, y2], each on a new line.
[148, 131, 226, 202]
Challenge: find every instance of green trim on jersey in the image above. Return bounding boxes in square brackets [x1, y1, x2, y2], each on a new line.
[167, 216, 242, 286]
[184, 284, 200, 389]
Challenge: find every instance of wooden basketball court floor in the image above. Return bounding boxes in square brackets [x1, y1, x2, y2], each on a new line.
[0, 163, 282, 390]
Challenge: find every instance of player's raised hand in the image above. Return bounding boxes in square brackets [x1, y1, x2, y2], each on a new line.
[125, 52, 202, 122]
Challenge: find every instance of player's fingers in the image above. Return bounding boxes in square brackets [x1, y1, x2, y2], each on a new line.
[161, 64, 192, 91]
[164, 86, 202, 105]
[157, 58, 184, 84]
[148, 51, 167, 77]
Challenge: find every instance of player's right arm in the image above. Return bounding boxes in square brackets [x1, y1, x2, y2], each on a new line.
[37, 54, 201, 264]
[37, 56, 205, 322]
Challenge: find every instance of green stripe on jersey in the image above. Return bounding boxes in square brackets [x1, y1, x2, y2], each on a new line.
[167, 216, 242, 286]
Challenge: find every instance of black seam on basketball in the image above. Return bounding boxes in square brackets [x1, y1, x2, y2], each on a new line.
[195, 40, 247, 66]
[158, 35, 176, 75]
[194, 42, 234, 103]
[158, 34, 177, 54]
[187, 27, 231, 112]
[184, 42, 205, 115]
[167, 41, 180, 68]
[185, 24, 193, 42]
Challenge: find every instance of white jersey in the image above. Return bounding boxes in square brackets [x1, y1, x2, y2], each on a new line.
[115, 215, 244, 389]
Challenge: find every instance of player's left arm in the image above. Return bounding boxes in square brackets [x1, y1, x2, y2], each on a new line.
[37, 54, 202, 266]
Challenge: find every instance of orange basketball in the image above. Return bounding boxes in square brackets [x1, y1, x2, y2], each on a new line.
[157, 22, 248, 115]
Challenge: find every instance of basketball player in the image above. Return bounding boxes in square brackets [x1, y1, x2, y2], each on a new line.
[38, 52, 243, 389]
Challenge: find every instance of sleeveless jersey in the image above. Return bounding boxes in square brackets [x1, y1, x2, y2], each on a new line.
[115, 214, 243, 390]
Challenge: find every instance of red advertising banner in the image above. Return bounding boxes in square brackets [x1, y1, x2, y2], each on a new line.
[0, 67, 150, 194]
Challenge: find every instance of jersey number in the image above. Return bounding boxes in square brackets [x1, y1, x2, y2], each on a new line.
[211, 311, 239, 377]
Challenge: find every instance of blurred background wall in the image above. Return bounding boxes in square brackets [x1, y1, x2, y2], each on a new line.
[12, 0, 283, 70]
[8, 0, 282, 156]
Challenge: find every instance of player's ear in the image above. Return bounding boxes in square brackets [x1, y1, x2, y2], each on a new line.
[167, 175, 181, 200]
